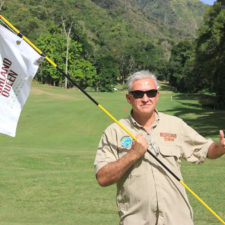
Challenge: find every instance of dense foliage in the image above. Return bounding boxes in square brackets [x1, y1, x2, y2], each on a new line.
[1, 0, 225, 107]
[36, 33, 97, 89]
[194, 0, 225, 107]
[129, 0, 207, 37]
[168, 40, 195, 92]
[0, 0, 208, 90]
[168, 1, 225, 108]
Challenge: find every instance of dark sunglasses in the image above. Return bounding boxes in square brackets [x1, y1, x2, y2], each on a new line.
[129, 89, 158, 98]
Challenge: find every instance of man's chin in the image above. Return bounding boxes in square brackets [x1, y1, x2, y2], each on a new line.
[139, 109, 154, 115]
[133, 107, 154, 116]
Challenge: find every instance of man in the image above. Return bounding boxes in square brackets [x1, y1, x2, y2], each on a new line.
[94, 70, 225, 225]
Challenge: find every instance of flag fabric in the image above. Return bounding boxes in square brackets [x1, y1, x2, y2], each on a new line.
[0, 24, 41, 137]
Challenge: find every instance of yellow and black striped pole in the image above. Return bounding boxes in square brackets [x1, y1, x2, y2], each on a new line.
[0, 14, 224, 225]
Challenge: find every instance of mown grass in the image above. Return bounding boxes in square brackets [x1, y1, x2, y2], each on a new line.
[0, 81, 224, 225]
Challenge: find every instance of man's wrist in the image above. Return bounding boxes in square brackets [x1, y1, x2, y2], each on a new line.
[130, 148, 144, 161]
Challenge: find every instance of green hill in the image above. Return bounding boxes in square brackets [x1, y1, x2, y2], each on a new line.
[1, 0, 208, 58]
[129, 0, 207, 37]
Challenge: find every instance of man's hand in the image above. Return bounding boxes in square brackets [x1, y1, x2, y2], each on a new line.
[131, 133, 149, 159]
[219, 130, 225, 149]
[207, 130, 225, 159]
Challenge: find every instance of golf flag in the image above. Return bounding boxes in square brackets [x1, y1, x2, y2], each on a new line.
[0, 24, 41, 137]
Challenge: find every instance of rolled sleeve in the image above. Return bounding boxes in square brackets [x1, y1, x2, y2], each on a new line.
[180, 120, 213, 164]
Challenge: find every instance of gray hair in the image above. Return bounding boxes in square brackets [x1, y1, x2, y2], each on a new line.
[126, 70, 159, 92]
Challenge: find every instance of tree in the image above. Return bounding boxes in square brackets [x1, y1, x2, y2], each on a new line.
[194, 2, 225, 107]
[36, 32, 97, 89]
[168, 40, 194, 91]
[95, 55, 120, 91]
[62, 17, 73, 88]
[68, 58, 97, 89]
[116, 40, 162, 84]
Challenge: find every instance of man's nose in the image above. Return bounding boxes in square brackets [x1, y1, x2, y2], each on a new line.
[141, 93, 150, 101]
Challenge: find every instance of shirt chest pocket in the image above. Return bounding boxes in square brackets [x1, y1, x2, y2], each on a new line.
[158, 146, 182, 169]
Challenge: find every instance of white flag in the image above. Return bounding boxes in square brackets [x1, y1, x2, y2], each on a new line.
[0, 24, 41, 137]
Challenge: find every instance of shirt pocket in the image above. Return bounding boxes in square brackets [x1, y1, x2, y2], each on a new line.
[158, 145, 182, 173]
[159, 145, 181, 157]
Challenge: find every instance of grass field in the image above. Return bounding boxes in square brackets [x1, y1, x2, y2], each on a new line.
[0, 81, 224, 225]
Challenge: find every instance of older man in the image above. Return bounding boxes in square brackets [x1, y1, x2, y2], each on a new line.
[94, 70, 225, 225]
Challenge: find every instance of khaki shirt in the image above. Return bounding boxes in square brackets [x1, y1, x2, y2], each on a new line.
[94, 111, 213, 225]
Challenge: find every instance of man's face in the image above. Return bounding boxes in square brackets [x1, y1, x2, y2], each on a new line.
[126, 78, 159, 116]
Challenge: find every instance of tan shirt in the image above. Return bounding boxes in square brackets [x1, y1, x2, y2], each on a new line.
[94, 111, 213, 225]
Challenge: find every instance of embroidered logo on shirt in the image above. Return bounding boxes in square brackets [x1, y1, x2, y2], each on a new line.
[121, 136, 132, 147]
[160, 133, 177, 142]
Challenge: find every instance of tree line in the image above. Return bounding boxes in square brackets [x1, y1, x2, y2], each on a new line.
[168, 0, 225, 108]
[1, 0, 165, 92]
[1, 0, 225, 107]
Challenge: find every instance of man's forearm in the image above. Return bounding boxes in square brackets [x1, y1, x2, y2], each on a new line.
[96, 133, 149, 186]
[96, 149, 141, 187]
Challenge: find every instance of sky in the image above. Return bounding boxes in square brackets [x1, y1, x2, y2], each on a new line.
[199, 0, 216, 5]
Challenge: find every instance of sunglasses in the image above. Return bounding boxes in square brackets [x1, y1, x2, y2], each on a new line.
[129, 89, 158, 99]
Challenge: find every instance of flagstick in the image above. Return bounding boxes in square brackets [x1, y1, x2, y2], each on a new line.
[1, 14, 225, 225]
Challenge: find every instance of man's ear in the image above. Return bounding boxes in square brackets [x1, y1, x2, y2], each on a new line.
[126, 93, 131, 104]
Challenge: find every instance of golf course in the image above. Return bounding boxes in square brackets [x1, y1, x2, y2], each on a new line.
[0, 81, 224, 225]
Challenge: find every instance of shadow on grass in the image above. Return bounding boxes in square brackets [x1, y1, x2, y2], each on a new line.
[159, 81, 172, 91]
[160, 93, 225, 139]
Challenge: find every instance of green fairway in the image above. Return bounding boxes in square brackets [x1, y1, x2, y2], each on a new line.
[0, 82, 224, 225]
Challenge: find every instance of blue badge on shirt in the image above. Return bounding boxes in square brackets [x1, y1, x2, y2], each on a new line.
[121, 136, 132, 147]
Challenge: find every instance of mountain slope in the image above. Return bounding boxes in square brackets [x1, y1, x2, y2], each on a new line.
[1, 0, 209, 63]
[91, 0, 208, 42]
[130, 0, 207, 36]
